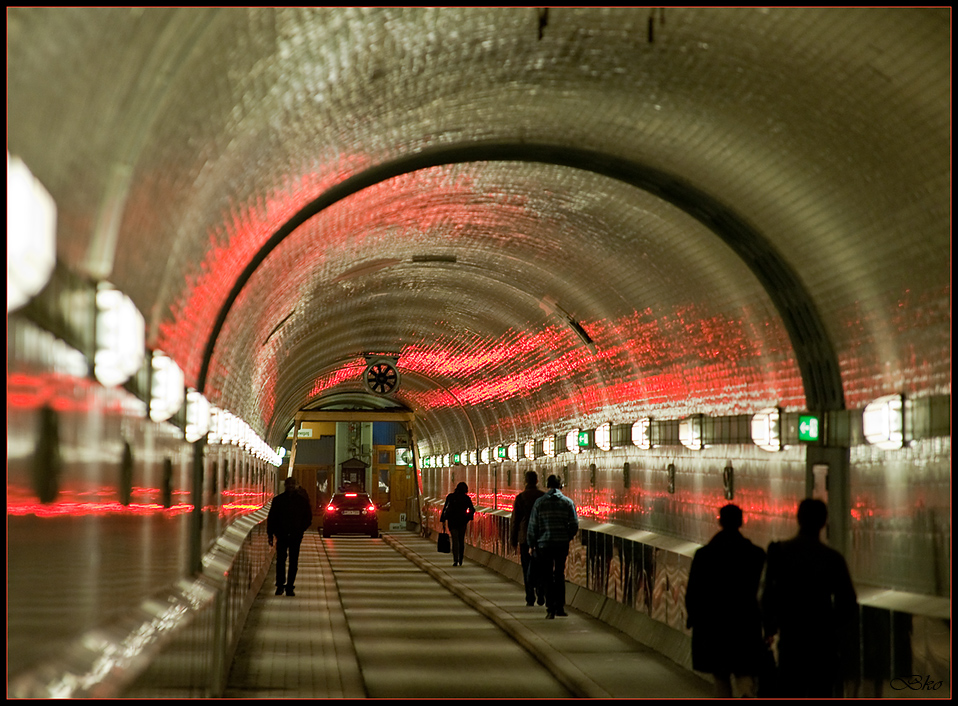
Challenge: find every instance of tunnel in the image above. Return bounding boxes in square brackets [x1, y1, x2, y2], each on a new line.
[7, 7, 951, 698]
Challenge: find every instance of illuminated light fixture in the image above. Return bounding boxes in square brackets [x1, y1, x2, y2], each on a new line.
[208, 407, 224, 444]
[496, 445, 507, 461]
[565, 429, 581, 454]
[543, 435, 556, 458]
[508, 442, 519, 462]
[524, 440, 535, 460]
[679, 415, 704, 451]
[443, 454, 450, 467]
[149, 350, 185, 423]
[798, 414, 821, 443]
[94, 283, 145, 388]
[277, 447, 288, 459]
[632, 418, 652, 449]
[751, 407, 782, 452]
[184, 389, 211, 443]
[863, 394, 905, 450]
[480, 447, 491, 464]
[7, 153, 57, 313]
[469, 450, 478, 465]
[221, 411, 238, 446]
[595, 423, 612, 451]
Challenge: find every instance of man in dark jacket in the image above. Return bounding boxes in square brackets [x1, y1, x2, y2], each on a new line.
[527, 475, 578, 619]
[267, 476, 313, 596]
[761, 498, 858, 697]
[685, 504, 766, 697]
[510, 471, 546, 606]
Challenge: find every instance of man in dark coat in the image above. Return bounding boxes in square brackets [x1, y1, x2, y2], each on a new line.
[685, 504, 767, 697]
[440, 482, 475, 566]
[267, 476, 313, 596]
[761, 498, 858, 697]
[510, 470, 546, 606]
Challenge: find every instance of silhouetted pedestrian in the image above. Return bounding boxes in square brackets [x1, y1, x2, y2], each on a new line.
[526, 474, 578, 619]
[761, 498, 858, 697]
[686, 504, 766, 697]
[440, 482, 475, 566]
[510, 470, 546, 606]
[267, 476, 313, 596]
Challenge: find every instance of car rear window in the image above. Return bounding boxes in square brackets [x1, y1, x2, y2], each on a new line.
[333, 495, 371, 508]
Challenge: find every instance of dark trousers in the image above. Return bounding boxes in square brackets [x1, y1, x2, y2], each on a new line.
[276, 533, 304, 589]
[449, 525, 466, 564]
[520, 543, 545, 604]
[536, 543, 570, 612]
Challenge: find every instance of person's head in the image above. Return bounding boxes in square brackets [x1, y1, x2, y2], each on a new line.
[456, 482, 468, 494]
[546, 474, 561, 489]
[284, 476, 298, 493]
[524, 470, 539, 487]
[797, 498, 828, 536]
[718, 504, 743, 530]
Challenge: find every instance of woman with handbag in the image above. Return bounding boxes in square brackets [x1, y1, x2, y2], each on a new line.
[439, 482, 476, 566]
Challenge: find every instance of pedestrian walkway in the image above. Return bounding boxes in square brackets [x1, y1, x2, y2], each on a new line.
[225, 529, 712, 698]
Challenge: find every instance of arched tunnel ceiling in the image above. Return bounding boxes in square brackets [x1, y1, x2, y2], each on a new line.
[7, 8, 951, 453]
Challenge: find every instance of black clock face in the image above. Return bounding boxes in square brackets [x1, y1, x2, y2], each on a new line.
[365, 361, 398, 394]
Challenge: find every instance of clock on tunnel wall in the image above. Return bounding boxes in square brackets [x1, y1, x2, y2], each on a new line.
[363, 356, 401, 395]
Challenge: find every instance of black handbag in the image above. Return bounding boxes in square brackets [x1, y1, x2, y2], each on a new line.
[437, 531, 451, 553]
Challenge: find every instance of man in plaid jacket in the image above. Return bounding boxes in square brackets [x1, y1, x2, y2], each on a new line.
[526, 474, 579, 619]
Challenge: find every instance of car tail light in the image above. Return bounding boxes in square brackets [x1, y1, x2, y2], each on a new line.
[325, 504, 336, 513]
[367, 503, 376, 513]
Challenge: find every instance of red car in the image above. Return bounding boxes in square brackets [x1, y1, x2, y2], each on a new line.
[322, 492, 379, 538]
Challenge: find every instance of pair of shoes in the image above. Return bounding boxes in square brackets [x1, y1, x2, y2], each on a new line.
[536, 594, 545, 606]
[546, 611, 556, 619]
[275, 586, 284, 595]
[286, 588, 295, 597]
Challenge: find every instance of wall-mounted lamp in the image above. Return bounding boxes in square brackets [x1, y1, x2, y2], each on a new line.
[632, 418, 652, 449]
[863, 394, 905, 450]
[524, 440, 536, 460]
[595, 423, 612, 451]
[542, 434, 556, 458]
[184, 389, 210, 443]
[565, 429, 581, 454]
[508, 442, 519, 462]
[149, 350, 185, 423]
[481, 447, 491, 464]
[679, 415, 704, 450]
[751, 407, 782, 452]
[8, 154, 56, 313]
[94, 284, 145, 388]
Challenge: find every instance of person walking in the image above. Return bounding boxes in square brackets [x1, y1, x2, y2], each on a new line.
[267, 476, 313, 596]
[440, 482, 476, 566]
[685, 504, 767, 697]
[526, 474, 579, 619]
[761, 498, 858, 697]
[510, 470, 546, 606]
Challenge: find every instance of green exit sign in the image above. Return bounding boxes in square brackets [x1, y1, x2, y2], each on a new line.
[577, 430, 591, 447]
[497, 446, 507, 459]
[798, 414, 821, 442]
